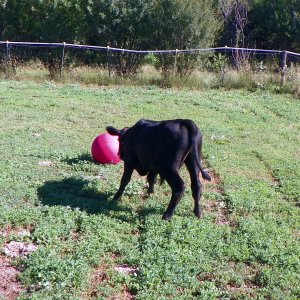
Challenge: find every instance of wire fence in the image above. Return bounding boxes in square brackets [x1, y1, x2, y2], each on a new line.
[1, 41, 300, 84]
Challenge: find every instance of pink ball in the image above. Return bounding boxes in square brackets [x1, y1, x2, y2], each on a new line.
[91, 133, 121, 164]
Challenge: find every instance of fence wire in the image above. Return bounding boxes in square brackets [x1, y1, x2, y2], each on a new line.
[1, 41, 300, 82]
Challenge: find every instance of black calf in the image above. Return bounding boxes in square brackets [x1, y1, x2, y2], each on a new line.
[106, 119, 211, 220]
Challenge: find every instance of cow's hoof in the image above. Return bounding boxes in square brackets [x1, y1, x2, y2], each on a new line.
[162, 213, 172, 221]
[112, 194, 121, 201]
[194, 209, 202, 218]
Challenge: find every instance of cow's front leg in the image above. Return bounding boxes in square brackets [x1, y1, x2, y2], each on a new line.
[113, 164, 134, 201]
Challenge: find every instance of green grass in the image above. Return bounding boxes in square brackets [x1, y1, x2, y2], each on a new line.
[0, 80, 299, 299]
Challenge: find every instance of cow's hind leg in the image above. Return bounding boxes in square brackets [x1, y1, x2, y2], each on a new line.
[147, 172, 158, 194]
[162, 171, 186, 221]
[185, 155, 202, 218]
[113, 163, 134, 201]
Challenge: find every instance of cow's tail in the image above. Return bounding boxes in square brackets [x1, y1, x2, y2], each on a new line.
[182, 120, 211, 181]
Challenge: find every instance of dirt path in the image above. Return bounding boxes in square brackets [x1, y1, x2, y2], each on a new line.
[0, 255, 25, 300]
[0, 227, 37, 300]
[202, 170, 232, 226]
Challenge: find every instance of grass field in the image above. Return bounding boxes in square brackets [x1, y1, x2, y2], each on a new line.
[0, 80, 299, 299]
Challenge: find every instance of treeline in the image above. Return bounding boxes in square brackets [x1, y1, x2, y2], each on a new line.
[0, 1, 220, 48]
[219, 0, 300, 52]
[0, 0, 299, 75]
[1, 0, 299, 51]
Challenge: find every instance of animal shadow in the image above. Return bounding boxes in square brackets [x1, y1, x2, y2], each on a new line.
[37, 177, 129, 215]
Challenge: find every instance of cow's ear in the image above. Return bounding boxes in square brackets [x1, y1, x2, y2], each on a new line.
[106, 126, 121, 136]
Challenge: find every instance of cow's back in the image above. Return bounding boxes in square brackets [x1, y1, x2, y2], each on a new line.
[130, 119, 191, 172]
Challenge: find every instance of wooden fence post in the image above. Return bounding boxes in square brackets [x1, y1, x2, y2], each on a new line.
[280, 50, 287, 85]
[60, 42, 66, 78]
[107, 46, 111, 77]
[5, 41, 12, 77]
[6, 40, 9, 59]
[173, 49, 178, 77]
[221, 65, 226, 87]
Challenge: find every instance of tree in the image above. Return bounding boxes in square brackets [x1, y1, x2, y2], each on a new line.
[0, 0, 83, 42]
[218, 0, 252, 48]
[0, 2, 4, 39]
[249, 0, 300, 52]
[0, 0, 84, 76]
[148, 0, 222, 76]
[0, 0, 224, 76]
[79, 0, 153, 74]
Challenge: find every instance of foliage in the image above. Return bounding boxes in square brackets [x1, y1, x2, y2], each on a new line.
[79, 0, 153, 75]
[1, 0, 300, 77]
[218, 0, 300, 52]
[0, 0, 222, 76]
[249, 0, 300, 52]
[0, 0, 83, 42]
[148, 0, 222, 76]
[0, 0, 84, 76]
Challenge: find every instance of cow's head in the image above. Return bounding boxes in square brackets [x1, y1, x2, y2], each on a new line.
[106, 126, 128, 159]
